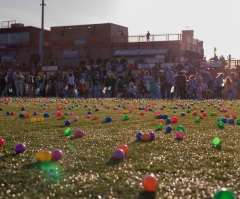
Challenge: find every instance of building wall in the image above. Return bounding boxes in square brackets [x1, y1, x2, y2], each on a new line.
[0, 23, 203, 68]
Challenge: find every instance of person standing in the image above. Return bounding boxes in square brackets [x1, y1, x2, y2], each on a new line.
[146, 31, 150, 42]
[214, 73, 224, 99]
[13, 70, 25, 97]
[175, 71, 187, 99]
[92, 71, 102, 98]
[195, 72, 202, 100]
[165, 67, 174, 99]
[159, 70, 166, 99]
[224, 76, 234, 99]
[67, 73, 75, 97]
[143, 71, 153, 98]
[109, 73, 117, 98]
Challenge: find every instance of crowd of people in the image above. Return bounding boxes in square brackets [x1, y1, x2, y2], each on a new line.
[0, 61, 239, 100]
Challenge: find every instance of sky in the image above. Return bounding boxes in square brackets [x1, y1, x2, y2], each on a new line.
[0, 0, 239, 60]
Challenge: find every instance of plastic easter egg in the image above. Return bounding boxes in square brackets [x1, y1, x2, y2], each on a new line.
[116, 145, 129, 155]
[140, 112, 145, 116]
[142, 174, 158, 192]
[181, 112, 186, 117]
[43, 113, 50, 118]
[232, 114, 237, 119]
[171, 117, 178, 123]
[72, 116, 78, 122]
[192, 111, 197, 116]
[74, 130, 85, 138]
[31, 118, 37, 123]
[236, 119, 240, 125]
[64, 127, 72, 136]
[93, 115, 99, 120]
[123, 115, 130, 120]
[14, 143, 26, 154]
[228, 118, 234, 125]
[166, 125, 172, 133]
[112, 149, 125, 160]
[213, 188, 235, 199]
[158, 119, 164, 124]
[33, 112, 38, 116]
[36, 150, 52, 162]
[65, 120, 71, 126]
[136, 132, 143, 140]
[210, 112, 215, 116]
[195, 117, 201, 123]
[19, 113, 25, 118]
[212, 137, 222, 147]
[221, 118, 227, 123]
[39, 117, 44, 122]
[10, 111, 15, 116]
[176, 125, 185, 132]
[218, 121, 224, 128]
[163, 114, 168, 119]
[141, 133, 151, 141]
[149, 132, 156, 140]
[165, 118, 171, 124]
[105, 117, 112, 123]
[156, 123, 163, 130]
[25, 114, 31, 118]
[176, 131, 184, 139]
[0, 138, 4, 146]
[51, 149, 63, 161]
[85, 114, 91, 119]
[68, 111, 73, 116]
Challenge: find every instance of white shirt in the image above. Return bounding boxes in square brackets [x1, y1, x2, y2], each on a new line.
[68, 76, 75, 85]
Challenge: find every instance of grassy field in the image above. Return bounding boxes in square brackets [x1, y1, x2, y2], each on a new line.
[0, 98, 239, 199]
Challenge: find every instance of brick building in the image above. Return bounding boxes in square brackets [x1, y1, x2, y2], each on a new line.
[0, 22, 204, 72]
[0, 23, 50, 67]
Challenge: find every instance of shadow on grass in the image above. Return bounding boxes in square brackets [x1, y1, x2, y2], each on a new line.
[106, 157, 123, 166]
[213, 146, 222, 150]
[137, 191, 156, 199]
[131, 140, 154, 145]
[0, 153, 18, 161]
[175, 138, 183, 142]
[21, 161, 42, 170]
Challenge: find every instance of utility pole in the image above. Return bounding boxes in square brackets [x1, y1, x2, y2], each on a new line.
[40, 0, 46, 66]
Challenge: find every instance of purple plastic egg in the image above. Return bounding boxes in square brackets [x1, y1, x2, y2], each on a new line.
[14, 143, 26, 154]
[51, 149, 63, 161]
[74, 130, 85, 138]
[149, 132, 156, 140]
[112, 149, 125, 160]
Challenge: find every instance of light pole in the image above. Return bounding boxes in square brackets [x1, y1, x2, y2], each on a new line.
[40, 0, 46, 66]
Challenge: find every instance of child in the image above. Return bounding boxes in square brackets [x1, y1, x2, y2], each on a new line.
[201, 82, 208, 99]
[187, 75, 197, 99]
[127, 82, 137, 98]
[195, 72, 202, 100]
[150, 78, 158, 99]
[224, 76, 234, 99]
[214, 73, 224, 99]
